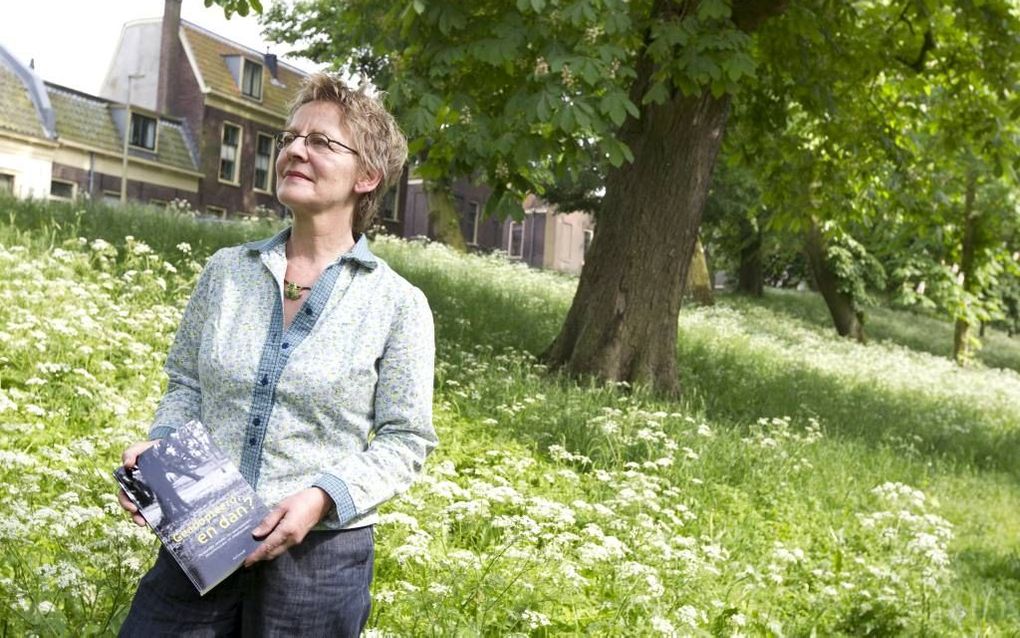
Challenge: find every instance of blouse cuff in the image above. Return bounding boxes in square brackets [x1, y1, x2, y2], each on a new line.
[311, 473, 358, 526]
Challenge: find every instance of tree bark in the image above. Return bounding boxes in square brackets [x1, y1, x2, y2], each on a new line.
[737, 216, 764, 296]
[953, 172, 979, 363]
[685, 237, 715, 305]
[543, 0, 788, 396]
[804, 219, 865, 342]
[425, 181, 467, 252]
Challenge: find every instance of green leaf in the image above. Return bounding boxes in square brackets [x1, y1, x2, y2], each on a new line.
[697, 0, 730, 21]
[642, 82, 669, 105]
[412, 0, 425, 15]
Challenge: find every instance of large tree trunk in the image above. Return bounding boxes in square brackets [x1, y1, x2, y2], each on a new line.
[425, 181, 467, 252]
[685, 237, 715, 306]
[804, 219, 865, 342]
[953, 172, 979, 363]
[543, 0, 787, 396]
[737, 215, 764, 296]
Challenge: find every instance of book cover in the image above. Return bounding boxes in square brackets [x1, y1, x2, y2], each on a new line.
[114, 420, 270, 596]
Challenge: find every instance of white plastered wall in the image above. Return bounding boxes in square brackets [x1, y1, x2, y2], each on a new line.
[0, 136, 55, 199]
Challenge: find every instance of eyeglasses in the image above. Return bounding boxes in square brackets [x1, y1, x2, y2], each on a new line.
[275, 131, 359, 156]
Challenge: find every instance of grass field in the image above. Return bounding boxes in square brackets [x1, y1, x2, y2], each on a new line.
[1, 197, 1018, 636]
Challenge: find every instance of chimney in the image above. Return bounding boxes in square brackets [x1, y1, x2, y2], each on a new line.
[264, 52, 278, 79]
[156, 0, 182, 115]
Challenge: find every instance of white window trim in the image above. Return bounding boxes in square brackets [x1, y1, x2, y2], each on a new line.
[206, 205, 227, 218]
[129, 112, 159, 152]
[219, 121, 243, 186]
[507, 220, 524, 259]
[241, 58, 264, 102]
[49, 178, 77, 201]
[467, 201, 480, 245]
[253, 132, 274, 194]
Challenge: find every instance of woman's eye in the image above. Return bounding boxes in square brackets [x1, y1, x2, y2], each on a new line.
[308, 135, 331, 149]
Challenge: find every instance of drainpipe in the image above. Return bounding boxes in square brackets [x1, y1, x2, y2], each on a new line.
[88, 152, 95, 197]
[120, 73, 144, 203]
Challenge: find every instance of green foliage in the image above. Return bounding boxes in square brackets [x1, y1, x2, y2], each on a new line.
[261, 0, 767, 212]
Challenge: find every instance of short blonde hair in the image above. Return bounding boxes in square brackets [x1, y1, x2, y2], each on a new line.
[287, 73, 407, 234]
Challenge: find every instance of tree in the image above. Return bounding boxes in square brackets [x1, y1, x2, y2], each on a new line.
[262, 0, 788, 395]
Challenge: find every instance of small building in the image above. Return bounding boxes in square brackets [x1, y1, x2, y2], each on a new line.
[395, 180, 596, 274]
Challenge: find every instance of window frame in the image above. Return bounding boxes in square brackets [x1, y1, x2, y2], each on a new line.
[149, 199, 168, 209]
[49, 179, 76, 201]
[241, 59, 264, 101]
[380, 188, 399, 222]
[507, 220, 524, 259]
[218, 121, 243, 186]
[129, 112, 158, 151]
[206, 205, 227, 218]
[0, 173, 14, 194]
[466, 200, 480, 246]
[253, 132, 274, 193]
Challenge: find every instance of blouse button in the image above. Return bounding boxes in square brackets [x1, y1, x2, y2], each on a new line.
[248, 436, 257, 445]
[282, 342, 290, 350]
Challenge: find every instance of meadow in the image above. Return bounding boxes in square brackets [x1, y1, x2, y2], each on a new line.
[1, 197, 1019, 636]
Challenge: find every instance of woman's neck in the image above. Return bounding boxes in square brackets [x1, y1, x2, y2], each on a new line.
[287, 213, 356, 269]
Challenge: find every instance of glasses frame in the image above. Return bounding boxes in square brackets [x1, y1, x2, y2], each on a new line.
[275, 131, 359, 156]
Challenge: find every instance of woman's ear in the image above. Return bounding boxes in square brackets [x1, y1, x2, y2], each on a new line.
[354, 173, 382, 194]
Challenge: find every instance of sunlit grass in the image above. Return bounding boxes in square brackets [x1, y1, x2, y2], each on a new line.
[0, 198, 1018, 635]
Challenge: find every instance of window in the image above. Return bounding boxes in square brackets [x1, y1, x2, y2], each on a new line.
[508, 221, 524, 258]
[583, 229, 594, 255]
[254, 132, 274, 192]
[466, 201, 480, 245]
[130, 113, 157, 150]
[50, 179, 75, 200]
[381, 189, 399, 222]
[0, 173, 13, 194]
[219, 122, 242, 184]
[242, 59, 263, 100]
[149, 199, 168, 209]
[207, 205, 227, 218]
[103, 190, 121, 204]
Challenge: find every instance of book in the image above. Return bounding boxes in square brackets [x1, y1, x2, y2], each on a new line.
[114, 419, 270, 595]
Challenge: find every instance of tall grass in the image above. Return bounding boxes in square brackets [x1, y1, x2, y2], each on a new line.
[1, 198, 1018, 635]
[754, 287, 1020, 373]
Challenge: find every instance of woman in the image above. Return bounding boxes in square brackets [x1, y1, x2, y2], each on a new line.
[117, 73, 436, 636]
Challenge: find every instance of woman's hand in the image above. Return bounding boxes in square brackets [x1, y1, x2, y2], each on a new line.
[244, 487, 334, 567]
[118, 440, 159, 526]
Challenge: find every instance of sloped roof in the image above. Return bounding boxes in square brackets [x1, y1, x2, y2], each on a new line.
[180, 21, 306, 117]
[46, 84, 197, 172]
[0, 64, 45, 138]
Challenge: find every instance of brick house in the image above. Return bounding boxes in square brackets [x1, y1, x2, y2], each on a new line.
[99, 0, 305, 216]
[0, 0, 595, 273]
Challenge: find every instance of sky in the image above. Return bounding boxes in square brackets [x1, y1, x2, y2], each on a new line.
[0, 0, 322, 95]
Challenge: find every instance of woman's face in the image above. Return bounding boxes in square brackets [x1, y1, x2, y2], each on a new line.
[275, 101, 377, 218]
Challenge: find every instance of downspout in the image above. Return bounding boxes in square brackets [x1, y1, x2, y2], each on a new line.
[88, 152, 95, 197]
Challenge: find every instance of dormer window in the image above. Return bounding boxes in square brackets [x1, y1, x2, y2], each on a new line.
[130, 113, 157, 150]
[242, 59, 263, 100]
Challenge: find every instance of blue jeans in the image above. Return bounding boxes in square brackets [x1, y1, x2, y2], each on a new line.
[119, 527, 374, 637]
